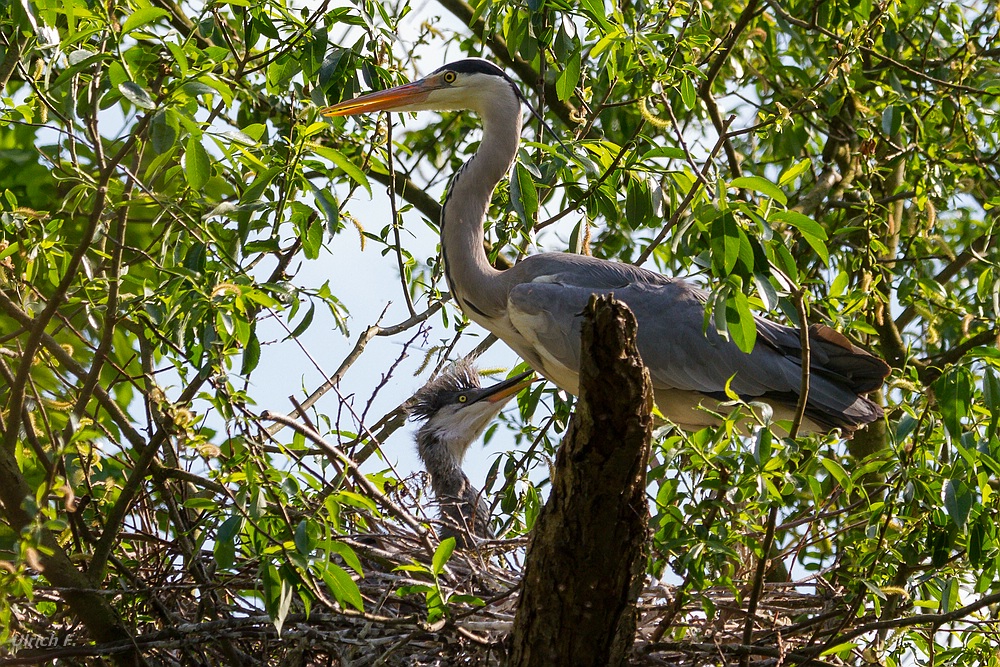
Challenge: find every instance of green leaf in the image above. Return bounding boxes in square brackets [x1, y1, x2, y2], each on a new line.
[725, 289, 757, 354]
[770, 210, 829, 265]
[820, 641, 858, 657]
[882, 105, 902, 136]
[680, 75, 696, 109]
[213, 515, 241, 570]
[321, 563, 364, 610]
[289, 302, 315, 338]
[310, 183, 340, 234]
[241, 329, 260, 374]
[710, 212, 740, 276]
[184, 136, 211, 190]
[308, 144, 371, 196]
[119, 81, 156, 110]
[943, 479, 974, 529]
[0, 241, 20, 262]
[753, 426, 772, 464]
[270, 572, 293, 634]
[301, 217, 323, 260]
[821, 458, 851, 492]
[149, 109, 179, 153]
[640, 146, 687, 161]
[752, 272, 778, 311]
[511, 162, 538, 229]
[220, 129, 258, 146]
[329, 542, 364, 576]
[983, 366, 1000, 427]
[242, 166, 283, 204]
[625, 177, 652, 228]
[968, 518, 986, 565]
[121, 6, 170, 33]
[432, 537, 456, 576]
[778, 158, 812, 186]
[294, 520, 313, 554]
[934, 366, 974, 439]
[941, 577, 960, 613]
[555, 50, 581, 101]
[579, 0, 609, 29]
[730, 175, 787, 205]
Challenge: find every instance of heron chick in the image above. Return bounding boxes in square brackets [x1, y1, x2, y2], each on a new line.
[408, 362, 533, 546]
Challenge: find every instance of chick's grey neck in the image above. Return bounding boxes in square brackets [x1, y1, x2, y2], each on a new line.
[440, 82, 523, 319]
[416, 427, 475, 501]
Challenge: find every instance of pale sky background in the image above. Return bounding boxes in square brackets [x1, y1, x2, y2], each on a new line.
[246, 3, 541, 489]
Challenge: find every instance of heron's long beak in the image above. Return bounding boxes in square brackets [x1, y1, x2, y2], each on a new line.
[321, 79, 432, 117]
[475, 370, 535, 405]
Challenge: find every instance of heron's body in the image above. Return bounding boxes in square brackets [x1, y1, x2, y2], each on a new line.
[326, 59, 890, 435]
[409, 362, 533, 546]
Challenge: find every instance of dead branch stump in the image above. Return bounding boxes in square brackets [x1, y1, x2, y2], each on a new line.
[508, 294, 653, 667]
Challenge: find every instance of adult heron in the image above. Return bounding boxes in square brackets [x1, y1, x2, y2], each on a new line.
[408, 361, 534, 546]
[324, 59, 890, 435]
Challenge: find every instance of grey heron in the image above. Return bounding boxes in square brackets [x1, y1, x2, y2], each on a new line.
[408, 361, 534, 546]
[324, 59, 890, 435]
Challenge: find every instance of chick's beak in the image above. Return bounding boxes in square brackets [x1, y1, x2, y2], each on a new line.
[476, 370, 535, 405]
[321, 79, 432, 117]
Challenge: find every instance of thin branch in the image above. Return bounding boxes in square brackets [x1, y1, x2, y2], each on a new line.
[260, 412, 427, 537]
[385, 119, 417, 318]
[536, 120, 646, 231]
[264, 302, 430, 437]
[697, 0, 761, 177]
[435, 0, 580, 131]
[634, 115, 735, 266]
[790, 290, 812, 439]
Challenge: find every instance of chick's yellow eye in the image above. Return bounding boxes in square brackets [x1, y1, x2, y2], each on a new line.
[443, 71, 457, 84]
[457, 395, 468, 403]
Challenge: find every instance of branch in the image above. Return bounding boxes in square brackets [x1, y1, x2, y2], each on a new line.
[830, 590, 1000, 649]
[260, 412, 428, 538]
[0, 26, 27, 91]
[634, 115, 735, 266]
[510, 295, 653, 667]
[895, 232, 996, 331]
[435, 0, 580, 131]
[697, 0, 761, 177]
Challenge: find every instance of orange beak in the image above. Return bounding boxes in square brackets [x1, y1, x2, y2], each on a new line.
[320, 80, 432, 117]
[478, 370, 535, 404]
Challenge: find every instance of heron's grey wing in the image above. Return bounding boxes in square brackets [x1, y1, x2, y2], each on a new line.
[506, 278, 803, 398]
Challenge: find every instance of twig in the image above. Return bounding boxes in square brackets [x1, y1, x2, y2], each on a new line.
[259, 411, 427, 538]
[634, 115, 735, 266]
[536, 121, 645, 231]
[266, 302, 443, 438]
[789, 289, 812, 439]
[386, 119, 417, 318]
[739, 504, 779, 667]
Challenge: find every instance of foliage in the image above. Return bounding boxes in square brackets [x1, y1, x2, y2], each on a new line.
[1, 0, 999, 664]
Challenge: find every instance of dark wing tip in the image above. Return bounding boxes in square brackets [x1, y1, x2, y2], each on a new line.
[808, 324, 891, 394]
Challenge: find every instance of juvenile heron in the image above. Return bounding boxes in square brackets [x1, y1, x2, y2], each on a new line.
[325, 59, 890, 435]
[408, 362, 533, 546]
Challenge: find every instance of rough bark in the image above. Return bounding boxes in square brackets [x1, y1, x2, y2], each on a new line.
[508, 295, 653, 667]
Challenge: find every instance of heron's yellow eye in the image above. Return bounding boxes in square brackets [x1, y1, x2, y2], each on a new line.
[457, 394, 468, 403]
[443, 71, 457, 84]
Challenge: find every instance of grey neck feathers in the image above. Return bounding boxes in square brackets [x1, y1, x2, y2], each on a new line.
[416, 428, 492, 545]
[440, 86, 523, 316]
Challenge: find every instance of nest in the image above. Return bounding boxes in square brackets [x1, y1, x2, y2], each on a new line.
[3, 453, 862, 667]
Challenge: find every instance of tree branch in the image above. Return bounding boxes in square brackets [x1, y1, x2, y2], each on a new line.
[510, 295, 653, 667]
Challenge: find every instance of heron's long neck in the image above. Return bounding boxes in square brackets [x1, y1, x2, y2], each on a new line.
[441, 99, 523, 315]
[417, 431, 475, 501]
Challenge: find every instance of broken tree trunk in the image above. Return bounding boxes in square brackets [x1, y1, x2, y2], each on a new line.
[508, 294, 654, 667]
